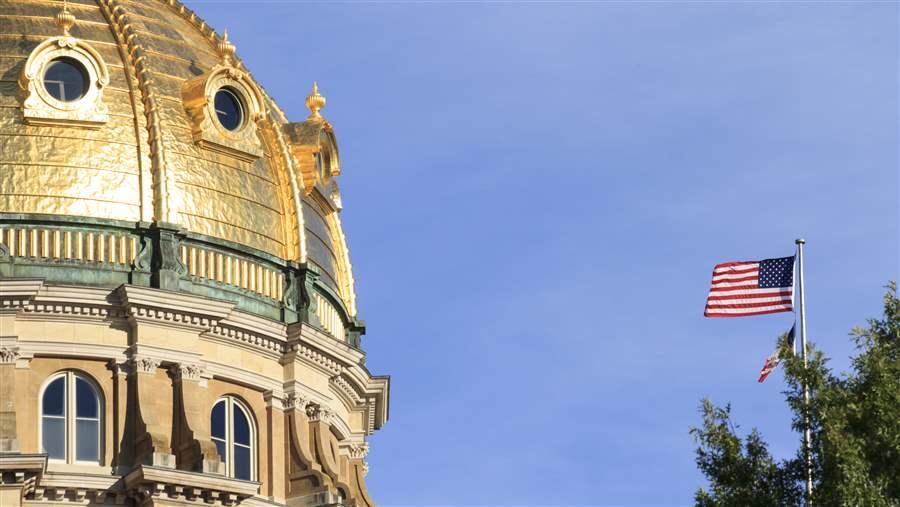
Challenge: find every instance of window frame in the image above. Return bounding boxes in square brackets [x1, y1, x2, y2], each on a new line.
[38, 371, 103, 465]
[211, 396, 256, 481]
[213, 87, 245, 132]
[42, 56, 90, 104]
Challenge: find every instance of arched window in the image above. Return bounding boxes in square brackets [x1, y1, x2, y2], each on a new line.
[211, 397, 255, 480]
[40, 371, 102, 464]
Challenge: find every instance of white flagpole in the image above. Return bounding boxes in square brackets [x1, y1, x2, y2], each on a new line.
[796, 238, 814, 504]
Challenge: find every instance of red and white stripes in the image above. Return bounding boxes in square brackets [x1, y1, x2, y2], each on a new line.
[704, 261, 793, 317]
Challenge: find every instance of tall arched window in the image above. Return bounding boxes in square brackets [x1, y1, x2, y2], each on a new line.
[40, 371, 102, 464]
[211, 397, 255, 480]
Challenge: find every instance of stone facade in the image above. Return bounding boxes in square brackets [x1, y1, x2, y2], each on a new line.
[0, 282, 387, 507]
[0, 1, 389, 506]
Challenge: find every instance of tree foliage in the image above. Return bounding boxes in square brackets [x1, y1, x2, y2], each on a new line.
[691, 283, 900, 506]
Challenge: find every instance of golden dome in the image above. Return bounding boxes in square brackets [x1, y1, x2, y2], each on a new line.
[0, 0, 356, 314]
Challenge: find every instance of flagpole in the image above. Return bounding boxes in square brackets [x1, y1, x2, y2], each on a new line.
[796, 238, 814, 504]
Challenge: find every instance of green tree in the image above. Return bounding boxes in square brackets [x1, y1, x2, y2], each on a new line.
[691, 283, 900, 506]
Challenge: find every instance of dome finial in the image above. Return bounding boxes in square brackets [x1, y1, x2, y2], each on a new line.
[56, 0, 76, 36]
[305, 82, 326, 120]
[217, 30, 237, 65]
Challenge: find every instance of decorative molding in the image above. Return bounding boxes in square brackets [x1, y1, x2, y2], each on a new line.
[0, 278, 44, 310]
[287, 341, 342, 376]
[119, 285, 234, 331]
[171, 362, 204, 381]
[124, 465, 259, 507]
[182, 49, 266, 162]
[133, 357, 161, 374]
[0, 345, 19, 364]
[346, 442, 368, 460]
[283, 393, 312, 412]
[95, 0, 173, 222]
[18, 32, 110, 128]
[305, 403, 335, 425]
[330, 374, 364, 408]
[204, 324, 285, 359]
[0, 453, 47, 496]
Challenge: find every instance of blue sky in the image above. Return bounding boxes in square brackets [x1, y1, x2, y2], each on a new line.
[193, 2, 898, 505]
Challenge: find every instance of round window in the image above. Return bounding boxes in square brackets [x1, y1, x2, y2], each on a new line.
[214, 88, 244, 131]
[43, 57, 89, 103]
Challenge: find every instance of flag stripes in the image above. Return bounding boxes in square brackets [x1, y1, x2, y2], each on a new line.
[704, 257, 794, 318]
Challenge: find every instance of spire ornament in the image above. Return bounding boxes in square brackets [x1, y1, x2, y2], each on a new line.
[217, 30, 237, 66]
[55, 0, 76, 36]
[305, 82, 326, 120]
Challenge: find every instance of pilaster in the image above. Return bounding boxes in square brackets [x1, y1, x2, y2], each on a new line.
[0, 340, 19, 452]
[130, 356, 175, 468]
[171, 362, 223, 475]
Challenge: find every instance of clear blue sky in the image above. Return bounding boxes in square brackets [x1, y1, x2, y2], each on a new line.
[193, 2, 897, 505]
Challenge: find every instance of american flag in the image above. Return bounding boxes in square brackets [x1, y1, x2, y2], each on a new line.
[704, 256, 795, 317]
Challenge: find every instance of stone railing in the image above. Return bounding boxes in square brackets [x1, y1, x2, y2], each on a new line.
[180, 244, 284, 301]
[0, 226, 137, 266]
[314, 292, 346, 342]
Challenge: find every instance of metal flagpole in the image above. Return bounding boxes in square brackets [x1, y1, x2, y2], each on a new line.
[796, 238, 814, 504]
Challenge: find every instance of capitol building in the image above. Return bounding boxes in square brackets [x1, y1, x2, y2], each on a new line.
[0, 1, 389, 507]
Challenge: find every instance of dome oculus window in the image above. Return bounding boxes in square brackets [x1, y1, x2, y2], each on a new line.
[214, 88, 244, 131]
[43, 57, 89, 103]
[40, 371, 102, 464]
[211, 397, 255, 480]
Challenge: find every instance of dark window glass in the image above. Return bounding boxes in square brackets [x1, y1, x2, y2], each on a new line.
[214, 439, 227, 466]
[43, 58, 88, 102]
[42, 418, 65, 459]
[214, 88, 243, 131]
[76, 419, 99, 462]
[43, 377, 65, 416]
[233, 407, 250, 446]
[233, 445, 251, 480]
[211, 401, 226, 439]
[75, 377, 98, 419]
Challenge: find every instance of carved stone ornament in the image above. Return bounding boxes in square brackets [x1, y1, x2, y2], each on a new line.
[0, 345, 20, 364]
[347, 442, 369, 460]
[306, 403, 335, 424]
[171, 362, 203, 381]
[133, 357, 161, 374]
[283, 393, 311, 411]
[18, 36, 110, 129]
[181, 36, 266, 162]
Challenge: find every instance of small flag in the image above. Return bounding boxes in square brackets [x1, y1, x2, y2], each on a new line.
[758, 352, 780, 383]
[758, 325, 795, 383]
[704, 256, 795, 317]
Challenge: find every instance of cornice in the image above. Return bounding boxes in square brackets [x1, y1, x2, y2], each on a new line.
[124, 465, 259, 507]
[0, 453, 46, 496]
[3, 280, 388, 435]
[0, 278, 44, 309]
[119, 285, 235, 322]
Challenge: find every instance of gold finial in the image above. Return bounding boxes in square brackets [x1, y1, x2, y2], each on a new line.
[56, 0, 76, 36]
[305, 82, 326, 119]
[217, 30, 236, 65]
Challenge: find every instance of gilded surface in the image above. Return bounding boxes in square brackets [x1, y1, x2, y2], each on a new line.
[0, 0, 355, 309]
[0, 0, 141, 222]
